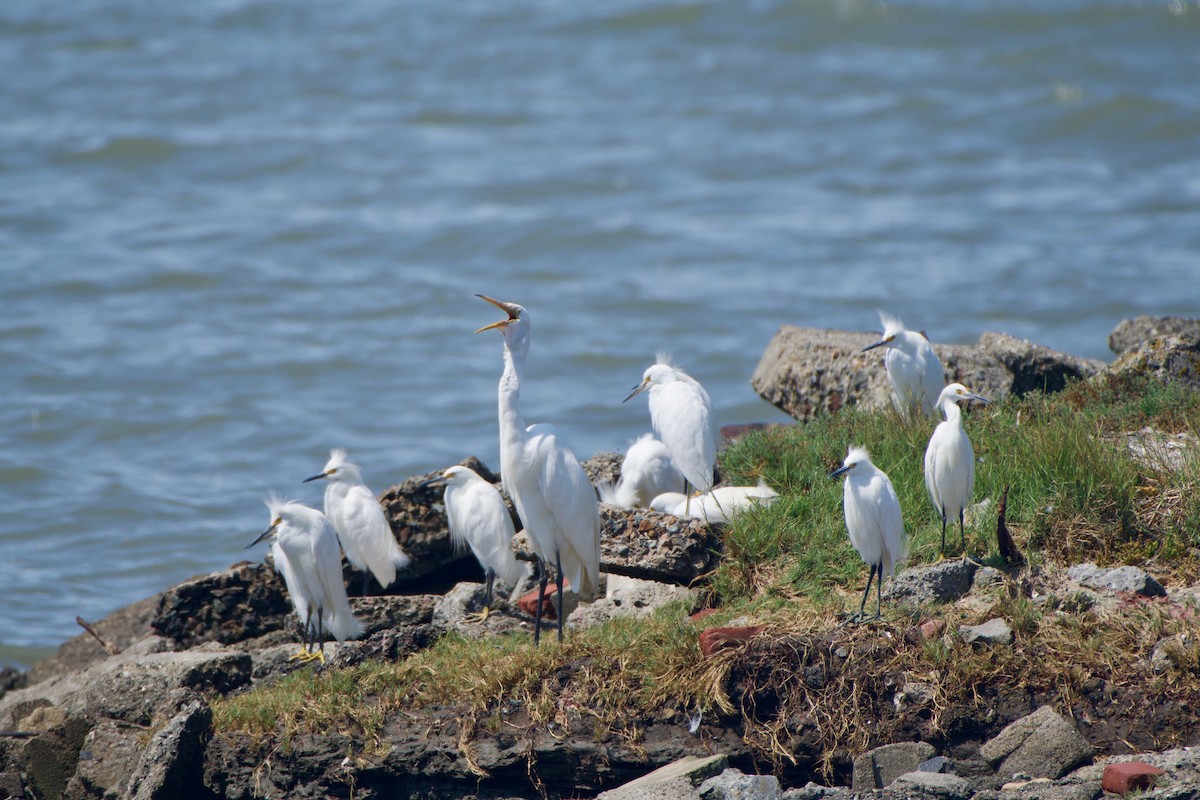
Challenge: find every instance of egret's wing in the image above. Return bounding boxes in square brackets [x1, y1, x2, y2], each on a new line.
[525, 423, 601, 599]
[337, 485, 407, 587]
[459, 480, 524, 587]
[924, 425, 945, 517]
[271, 541, 309, 628]
[648, 383, 715, 493]
[876, 474, 906, 577]
[919, 341, 947, 414]
[311, 516, 363, 642]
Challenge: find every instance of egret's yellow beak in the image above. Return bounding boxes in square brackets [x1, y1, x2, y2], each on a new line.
[475, 294, 521, 333]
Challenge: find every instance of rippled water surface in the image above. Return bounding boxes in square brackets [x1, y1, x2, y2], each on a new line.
[3, 0, 1199, 665]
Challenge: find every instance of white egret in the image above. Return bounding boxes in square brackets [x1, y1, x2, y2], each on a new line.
[830, 446, 906, 622]
[476, 294, 602, 644]
[423, 465, 529, 622]
[303, 448, 412, 594]
[597, 433, 686, 509]
[863, 311, 946, 418]
[623, 355, 716, 512]
[247, 495, 363, 662]
[650, 482, 778, 524]
[924, 383, 989, 558]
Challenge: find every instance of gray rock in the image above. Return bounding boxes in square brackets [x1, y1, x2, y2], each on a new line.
[885, 560, 978, 607]
[151, 561, 291, 648]
[570, 574, 698, 628]
[29, 596, 160, 686]
[595, 754, 728, 800]
[853, 742, 938, 791]
[893, 771, 973, 800]
[1108, 316, 1200, 355]
[126, 700, 212, 800]
[783, 783, 852, 800]
[750, 326, 1100, 421]
[22, 713, 91, 800]
[65, 718, 145, 799]
[699, 767, 782, 800]
[921, 756, 952, 773]
[1066, 563, 1166, 597]
[959, 618, 1013, 646]
[977, 778, 1102, 800]
[980, 706, 1094, 780]
[1122, 428, 1197, 473]
[599, 506, 722, 585]
[1103, 335, 1200, 392]
[431, 582, 528, 638]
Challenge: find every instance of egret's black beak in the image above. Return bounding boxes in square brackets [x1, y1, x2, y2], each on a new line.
[623, 379, 649, 403]
[302, 472, 327, 484]
[829, 464, 853, 479]
[246, 522, 278, 549]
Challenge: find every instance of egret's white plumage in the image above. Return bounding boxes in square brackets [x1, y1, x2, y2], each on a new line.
[863, 312, 946, 417]
[830, 446, 906, 621]
[248, 495, 363, 661]
[304, 448, 411, 590]
[624, 355, 716, 501]
[597, 433, 686, 509]
[477, 295, 601, 643]
[428, 465, 528, 618]
[650, 482, 778, 523]
[924, 383, 989, 557]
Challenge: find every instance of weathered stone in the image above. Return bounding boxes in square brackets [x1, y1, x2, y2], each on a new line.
[1108, 316, 1200, 355]
[29, 596, 160, 686]
[600, 506, 721, 585]
[959, 618, 1013, 646]
[22, 714, 92, 800]
[431, 582, 528, 638]
[0, 772, 25, 800]
[597, 754, 728, 800]
[893, 770, 973, 800]
[981, 706, 1094, 780]
[1122, 428, 1197, 473]
[750, 326, 1099, 421]
[699, 767, 782, 800]
[571, 574, 698, 628]
[583, 451, 625, 491]
[783, 783, 852, 800]
[63, 718, 144, 799]
[151, 561, 291, 648]
[126, 700, 212, 800]
[885, 560, 978, 607]
[852, 742, 937, 791]
[1067, 563, 1166, 597]
[1103, 335, 1200, 391]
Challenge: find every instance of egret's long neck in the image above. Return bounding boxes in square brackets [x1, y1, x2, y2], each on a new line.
[940, 399, 963, 426]
[498, 342, 528, 457]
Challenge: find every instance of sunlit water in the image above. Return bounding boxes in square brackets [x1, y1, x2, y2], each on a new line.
[3, 0, 1198, 667]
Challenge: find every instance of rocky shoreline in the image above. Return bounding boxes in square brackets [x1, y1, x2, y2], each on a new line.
[1, 316, 1198, 800]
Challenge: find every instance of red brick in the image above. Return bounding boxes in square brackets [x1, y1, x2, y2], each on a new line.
[689, 608, 719, 623]
[1102, 762, 1165, 794]
[699, 625, 765, 658]
[516, 580, 569, 620]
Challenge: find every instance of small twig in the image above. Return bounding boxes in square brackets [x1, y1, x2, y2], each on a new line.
[76, 616, 120, 655]
[0, 731, 37, 738]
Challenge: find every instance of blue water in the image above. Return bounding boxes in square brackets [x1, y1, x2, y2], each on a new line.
[3, 0, 1198, 667]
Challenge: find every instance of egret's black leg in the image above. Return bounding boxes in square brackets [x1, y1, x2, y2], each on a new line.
[959, 509, 967, 553]
[856, 563, 878, 622]
[484, 567, 496, 614]
[555, 550, 565, 643]
[317, 606, 326, 663]
[940, 509, 948, 557]
[683, 478, 693, 517]
[360, 572, 371, 597]
[533, 558, 548, 645]
[875, 558, 884, 619]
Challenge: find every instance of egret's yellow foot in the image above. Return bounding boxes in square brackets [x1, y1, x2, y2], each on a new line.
[934, 552, 947, 564]
[464, 606, 492, 624]
[288, 649, 314, 662]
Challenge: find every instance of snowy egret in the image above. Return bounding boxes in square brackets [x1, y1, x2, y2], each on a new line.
[923, 383, 989, 558]
[304, 448, 412, 594]
[247, 495, 363, 662]
[650, 482, 778, 523]
[423, 465, 529, 622]
[597, 433, 686, 509]
[623, 356, 716, 511]
[863, 311, 946, 417]
[830, 446, 906, 622]
[476, 294, 602, 644]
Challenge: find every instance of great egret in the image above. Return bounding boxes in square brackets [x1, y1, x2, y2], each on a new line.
[924, 383, 989, 558]
[863, 311, 946, 418]
[247, 495, 363, 663]
[476, 294, 601, 644]
[304, 448, 412, 594]
[830, 446, 906, 622]
[597, 433, 686, 509]
[623, 356, 716, 511]
[649, 482, 778, 523]
[423, 464, 528, 622]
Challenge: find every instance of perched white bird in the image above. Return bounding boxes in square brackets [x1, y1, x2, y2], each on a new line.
[247, 495, 363, 662]
[863, 311, 946, 418]
[650, 482, 778, 524]
[424, 464, 528, 621]
[830, 446, 906, 622]
[924, 383, 989, 558]
[624, 356, 716, 511]
[597, 433, 686, 509]
[303, 448, 411, 593]
[476, 294, 601, 644]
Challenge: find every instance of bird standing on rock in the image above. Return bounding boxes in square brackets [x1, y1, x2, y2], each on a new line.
[423, 464, 528, 622]
[597, 433, 686, 509]
[304, 448, 412, 594]
[247, 495, 363, 663]
[624, 355, 716, 514]
[830, 446, 906, 622]
[476, 294, 601, 644]
[924, 383, 989, 559]
[863, 311, 946, 418]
